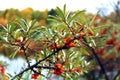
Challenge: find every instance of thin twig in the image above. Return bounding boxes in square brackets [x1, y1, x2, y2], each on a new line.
[82, 37, 109, 80]
[11, 36, 77, 80]
[35, 66, 55, 70]
[21, 45, 30, 67]
[63, 20, 75, 35]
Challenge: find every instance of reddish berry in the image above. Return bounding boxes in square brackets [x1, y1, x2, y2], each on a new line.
[93, 23, 98, 27]
[49, 44, 61, 50]
[16, 37, 23, 42]
[69, 69, 75, 73]
[65, 36, 71, 42]
[95, 49, 105, 55]
[56, 44, 61, 49]
[68, 42, 75, 47]
[100, 28, 107, 35]
[55, 63, 62, 69]
[95, 15, 101, 20]
[49, 45, 54, 50]
[0, 65, 5, 74]
[79, 31, 85, 38]
[18, 49, 24, 54]
[54, 63, 64, 75]
[41, 40, 46, 44]
[116, 46, 120, 52]
[56, 56, 61, 61]
[88, 30, 94, 36]
[117, 64, 120, 70]
[31, 73, 39, 79]
[64, 36, 75, 48]
[112, 31, 118, 36]
[105, 38, 115, 45]
[16, 38, 21, 42]
[75, 68, 81, 72]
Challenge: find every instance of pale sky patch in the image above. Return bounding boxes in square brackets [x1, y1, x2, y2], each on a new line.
[0, 0, 115, 15]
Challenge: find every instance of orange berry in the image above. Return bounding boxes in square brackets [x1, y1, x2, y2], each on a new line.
[16, 37, 23, 42]
[54, 68, 64, 75]
[49, 45, 54, 50]
[41, 40, 46, 44]
[0, 65, 5, 74]
[16, 38, 21, 42]
[79, 31, 85, 38]
[68, 42, 75, 47]
[100, 49, 105, 55]
[69, 69, 75, 73]
[18, 49, 24, 54]
[65, 36, 71, 42]
[93, 23, 98, 27]
[49, 44, 61, 50]
[31, 73, 39, 79]
[95, 49, 105, 55]
[54, 63, 64, 75]
[88, 30, 94, 36]
[112, 31, 118, 36]
[56, 56, 61, 61]
[95, 15, 101, 20]
[75, 68, 81, 72]
[100, 28, 107, 35]
[56, 44, 61, 49]
[117, 64, 120, 70]
[64, 36, 71, 44]
[116, 46, 120, 52]
[64, 36, 75, 48]
[55, 63, 62, 69]
[105, 38, 115, 45]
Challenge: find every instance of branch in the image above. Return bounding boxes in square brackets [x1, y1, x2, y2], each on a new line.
[35, 66, 55, 70]
[21, 45, 30, 67]
[11, 66, 31, 80]
[11, 36, 77, 80]
[82, 37, 109, 80]
[63, 20, 75, 35]
[11, 50, 57, 80]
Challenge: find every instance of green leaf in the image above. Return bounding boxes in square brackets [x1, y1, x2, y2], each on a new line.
[7, 73, 13, 78]
[89, 10, 100, 27]
[30, 29, 45, 39]
[56, 7, 65, 20]
[9, 23, 17, 32]
[39, 75, 43, 80]
[7, 23, 11, 32]
[29, 20, 37, 30]
[68, 10, 85, 23]
[63, 4, 66, 15]
[0, 24, 7, 32]
[14, 29, 21, 38]
[15, 18, 27, 32]
[47, 15, 61, 22]
[80, 48, 89, 56]
[79, 13, 87, 23]
[0, 35, 8, 42]
[9, 49, 19, 59]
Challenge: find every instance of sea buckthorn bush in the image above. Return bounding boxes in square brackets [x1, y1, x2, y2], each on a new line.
[0, 5, 120, 80]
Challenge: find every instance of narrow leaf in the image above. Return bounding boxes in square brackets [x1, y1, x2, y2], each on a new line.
[63, 4, 66, 15]
[29, 20, 37, 30]
[68, 10, 85, 23]
[89, 10, 100, 27]
[9, 49, 19, 59]
[56, 7, 65, 20]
